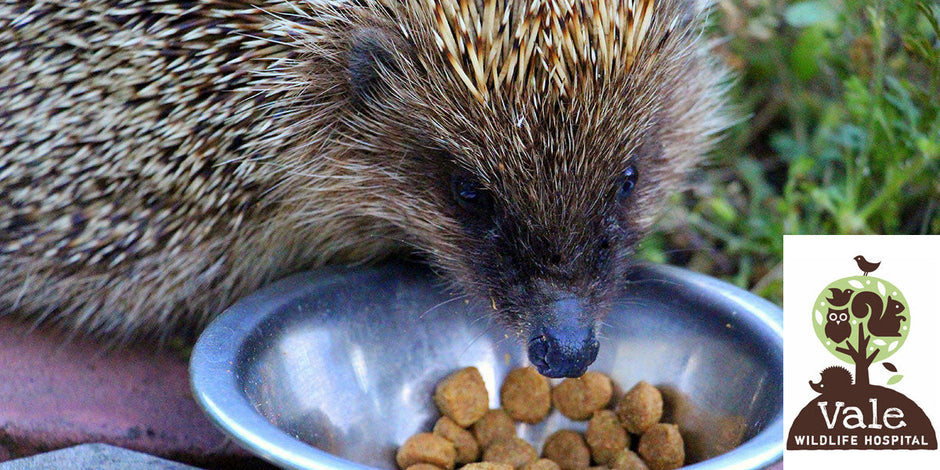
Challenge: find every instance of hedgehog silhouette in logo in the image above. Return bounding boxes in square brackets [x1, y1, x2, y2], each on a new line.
[809, 366, 854, 395]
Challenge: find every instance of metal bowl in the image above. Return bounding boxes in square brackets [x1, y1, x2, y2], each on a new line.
[190, 262, 782, 470]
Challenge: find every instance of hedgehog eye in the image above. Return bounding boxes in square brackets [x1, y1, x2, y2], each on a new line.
[452, 175, 492, 215]
[616, 165, 638, 202]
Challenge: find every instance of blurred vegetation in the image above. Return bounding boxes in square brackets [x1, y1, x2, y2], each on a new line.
[640, 0, 940, 304]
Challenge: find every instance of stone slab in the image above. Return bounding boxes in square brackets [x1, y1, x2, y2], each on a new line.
[0, 443, 199, 470]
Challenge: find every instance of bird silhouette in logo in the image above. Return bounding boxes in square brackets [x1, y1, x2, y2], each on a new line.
[826, 288, 854, 307]
[854, 255, 880, 276]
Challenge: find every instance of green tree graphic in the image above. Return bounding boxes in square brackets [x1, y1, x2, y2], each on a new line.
[812, 276, 910, 387]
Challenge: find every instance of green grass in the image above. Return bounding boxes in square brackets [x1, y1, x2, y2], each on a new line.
[640, 0, 940, 304]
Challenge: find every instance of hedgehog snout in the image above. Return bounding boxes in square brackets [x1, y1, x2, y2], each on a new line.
[527, 297, 599, 378]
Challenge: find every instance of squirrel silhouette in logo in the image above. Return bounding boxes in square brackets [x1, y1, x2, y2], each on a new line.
[825, 308, 851, 343]
[809, 366, 853, 395]
[851, 291, 907, 337]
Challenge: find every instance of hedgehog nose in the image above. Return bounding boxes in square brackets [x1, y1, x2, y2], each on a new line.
[527, 298, 599, 378]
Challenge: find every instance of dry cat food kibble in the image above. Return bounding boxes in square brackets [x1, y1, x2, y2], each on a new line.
[638, 424, 685, 470]
[396, 432, 457, 470]
[541, 430, 591, 470]
[434, 416, 481, 464]
[585, 410, 630, 466]
[500, 366, 552, 423]
[405, 464, 447, 470]
[551, 371, 613, 420]
[398, 367, 686, 469]
[406, 465, 448, 470]
[405, 465, 447, 470]
[521, 459, 562, 470]
[434, 367, 490, 427]
[461, 463, 513, 470]
[473, 409, 517, 448]
[483, 436, 538, 467]
[616, 381, 663, 434]
[610, 449, 649, 470]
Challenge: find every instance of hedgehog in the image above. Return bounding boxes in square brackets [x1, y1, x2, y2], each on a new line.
[0, 0, 729, 377]
[809, 366, 854, 395]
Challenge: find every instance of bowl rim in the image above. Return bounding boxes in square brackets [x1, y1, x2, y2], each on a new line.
[190, 262, 783, 470]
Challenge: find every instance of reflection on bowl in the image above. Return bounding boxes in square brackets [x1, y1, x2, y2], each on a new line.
[191, 262, 783, 469]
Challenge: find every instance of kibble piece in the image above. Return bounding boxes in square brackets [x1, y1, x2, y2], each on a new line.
[551, 372, 614, 420]
[581, 372, 614, 409]
[432, 416, 480, 463]
[406, 465, 445, 470]
[500, 367, 552, 423]
[521, 458, 562, 470]
[609, 449, 649, 470]
[461, 464, 514, 470]
[638, 424, 684, 470]
[615, 381, 663, 434]
[585, 410, 630, 466]
[396, 433, 457, 470]
[483, 436, 539, 468]
[541, 430, 591, 470]
[434, 367, 489, 427]
[473, 409, 517, 448]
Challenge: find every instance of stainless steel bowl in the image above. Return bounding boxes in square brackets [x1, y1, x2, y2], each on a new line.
[190, 262, 782, 470]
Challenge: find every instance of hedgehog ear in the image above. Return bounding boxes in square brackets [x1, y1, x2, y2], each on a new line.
[347, 27, 409, 108]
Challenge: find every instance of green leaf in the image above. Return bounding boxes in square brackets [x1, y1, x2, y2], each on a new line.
[708, 198, 738, 224]
[790, 27, 827, 80]
[887, 374, 904, 385]
[917, 3, 940, 37]
[830, 124, 868, 153]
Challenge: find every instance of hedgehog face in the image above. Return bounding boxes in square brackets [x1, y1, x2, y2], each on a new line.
[368, 78, 698, 377]
[333, 0, 727, 377]
[427, 96, 670, 378]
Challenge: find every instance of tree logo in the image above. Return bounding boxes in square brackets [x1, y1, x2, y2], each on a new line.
[787, 255, 936, 449]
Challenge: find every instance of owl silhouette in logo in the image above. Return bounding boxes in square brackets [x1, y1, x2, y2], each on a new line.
[825, 308, 851, 343]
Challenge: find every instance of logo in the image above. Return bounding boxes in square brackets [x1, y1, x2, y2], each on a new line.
[787, 255, 937, 450]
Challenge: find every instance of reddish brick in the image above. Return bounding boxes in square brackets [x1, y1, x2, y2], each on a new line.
[0, 317, 267, 468]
